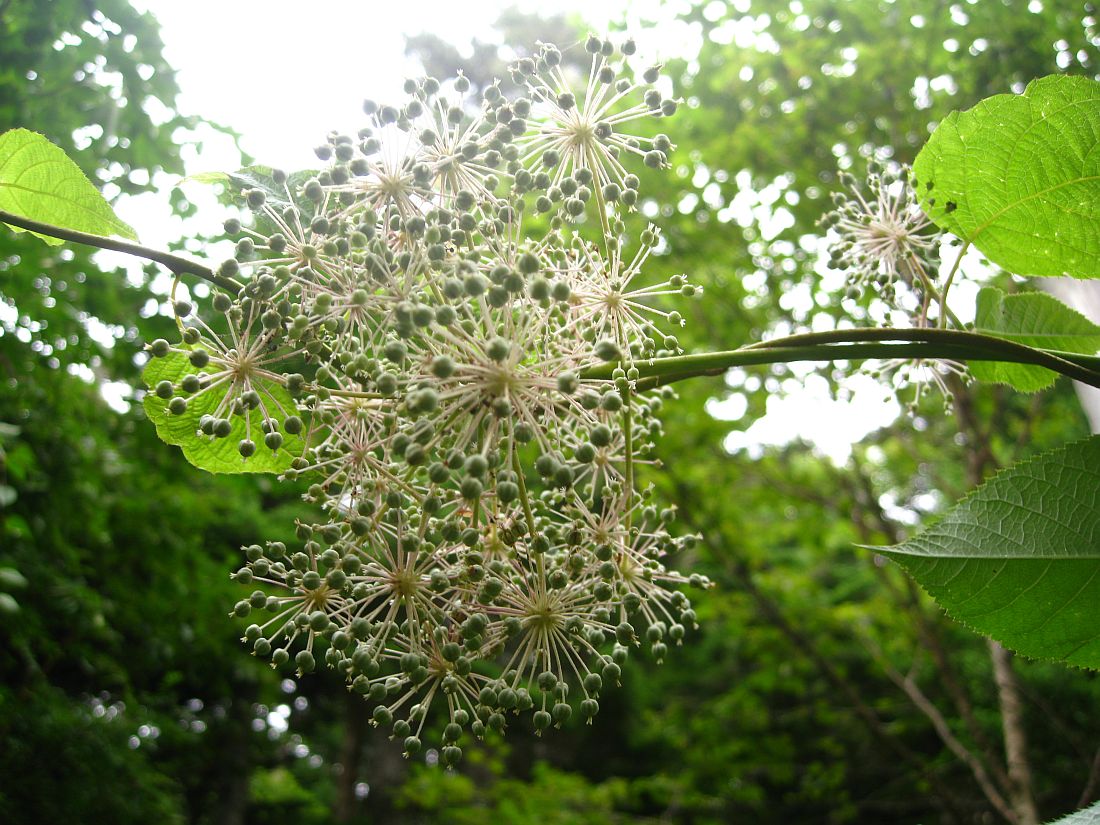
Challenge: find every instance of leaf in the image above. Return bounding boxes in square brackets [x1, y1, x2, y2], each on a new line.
[0, 128, 137, 244]
[970, 287, 1100, 392]
[218, 165, 319, 235]
[180, 171, 230, 185]
[224, 165, 318, 210]
[142, 351, 305, 475]
[1047, 802, 1100, 825]
[875, 436, 1100, 669]
[912, 75, 1100, 278]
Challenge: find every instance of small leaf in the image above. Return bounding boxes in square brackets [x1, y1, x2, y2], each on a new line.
[1046, 802, 1100, 825]
[142, 351, 305, 475]
[913, 75, 1100, 278]
[220, 165, 319, 235]
[180, 171, 230, 185]
[970, 286, 1100, 392]
[0, 128, 137, 244]
[875, 436, 1100, 669]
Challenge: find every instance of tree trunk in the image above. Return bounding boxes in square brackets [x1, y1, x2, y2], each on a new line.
[990, 641, 1040, 825]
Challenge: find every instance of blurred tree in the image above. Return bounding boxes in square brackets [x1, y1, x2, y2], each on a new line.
[0, 3, 309, 823]
[633, 1, 1100, 822]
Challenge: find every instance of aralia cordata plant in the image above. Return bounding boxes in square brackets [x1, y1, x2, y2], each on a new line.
[4, 52, 1100, 788]
[145, 35, 709, 764]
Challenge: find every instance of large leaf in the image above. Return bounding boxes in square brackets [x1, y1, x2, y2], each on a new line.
[970, 287, 1100, 392]
[1047, 802, 1100, 825]
[142, 351, 305, 475]
[0, 128, 137, 244]
[912, 75, 1100, 278]
[876, 436, 1100, 669]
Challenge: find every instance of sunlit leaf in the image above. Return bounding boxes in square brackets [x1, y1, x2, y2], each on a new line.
[180, 171, 230, 185]
[0, 128, 137, 244]
[142, 351, 305, 475]
[913, 75, 1100, 278]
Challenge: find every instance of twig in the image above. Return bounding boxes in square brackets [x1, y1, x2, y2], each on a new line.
[0, 209, 239, 291]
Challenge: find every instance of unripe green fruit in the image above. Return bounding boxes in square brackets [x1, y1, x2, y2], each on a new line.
[431, 355, 455, 378]
[600, 391, 623, 411]
[486, 336, 510, 362]
[442, 746, 462, 766]
[594, 339, 622, 361]
[535, 454, 557, 476]
[295, 650, 316, 673]
[615, 622, 635, 645]
[460, 477, 483, 501]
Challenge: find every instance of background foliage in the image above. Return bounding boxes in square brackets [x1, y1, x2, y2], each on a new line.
[2, 0, 1099, 823]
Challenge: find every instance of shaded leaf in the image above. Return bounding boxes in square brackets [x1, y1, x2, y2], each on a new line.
[970, 286, 1100, 392]
[0, 128, 137, 244]
[142, 351, 304, 475]
[913, 75, 1100, 278]
[876, 436, 1100, 669]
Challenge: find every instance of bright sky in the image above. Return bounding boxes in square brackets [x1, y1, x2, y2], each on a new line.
[105, 0, 934, 463]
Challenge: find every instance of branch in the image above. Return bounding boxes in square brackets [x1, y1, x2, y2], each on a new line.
[582, 328, 1100, 390]
[864, 634, 1019, 824]
[0, 209, 239, 292]
[1078, 746, 1100, 809]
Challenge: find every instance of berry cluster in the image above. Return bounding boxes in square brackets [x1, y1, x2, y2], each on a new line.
[821, 162, 941, 307]
[146, 36, 707, 762]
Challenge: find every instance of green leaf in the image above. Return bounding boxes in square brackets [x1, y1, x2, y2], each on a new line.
[142, 351, 305, 475]
[875, 436, 1100, 669]
[1046, 802, 1100, 825]
[180, 171, 230, 185]
[912, 75, 1100, 278]
[0, 128, 138, 245]
[219, 165, 319, 235]
[970, 287, 1100, 392]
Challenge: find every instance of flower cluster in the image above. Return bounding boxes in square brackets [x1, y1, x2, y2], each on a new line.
[820, 161, 966, 410]
[145, 36, 707, 763]
[821, 162, 941, 309]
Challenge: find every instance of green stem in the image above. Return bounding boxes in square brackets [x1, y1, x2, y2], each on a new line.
[749, 328, 1100, 374]
[511, 441, 539, 541]
[0, 208, 238, 291]
[622, 379, 634, 531]
[581, 328, 1100, 390]
[937, 241, 970, 329]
